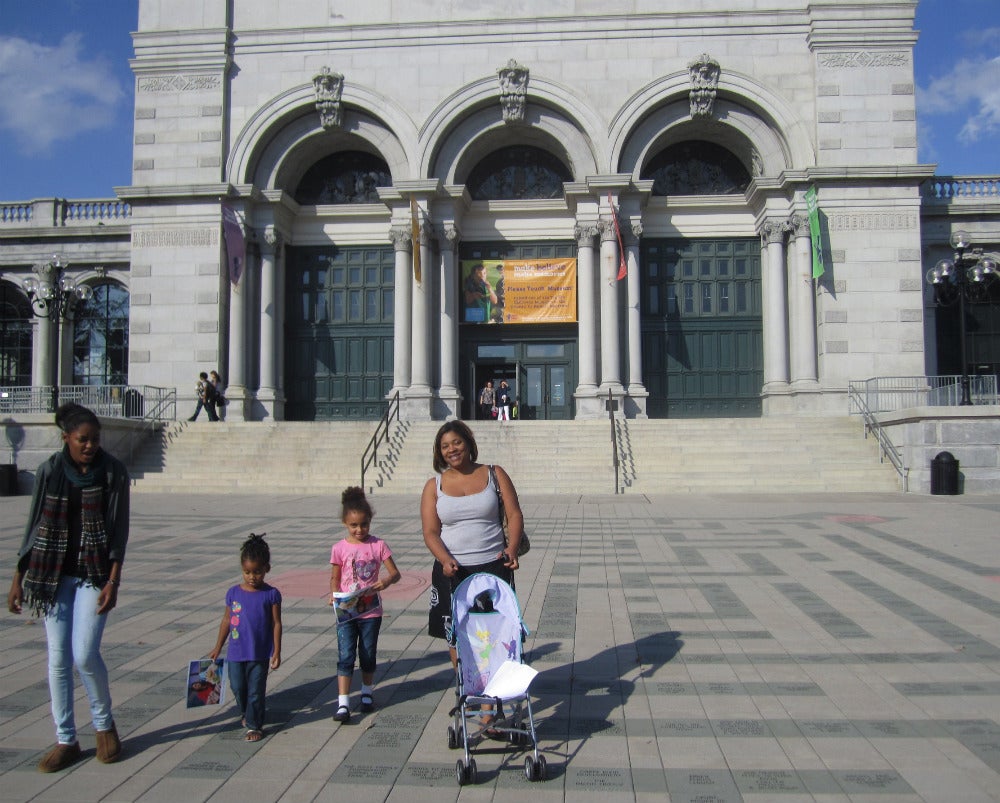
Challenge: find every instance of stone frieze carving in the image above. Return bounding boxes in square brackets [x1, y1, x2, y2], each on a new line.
[313, 66, 345, 129]
[132, 229, 219, 248]
[818, 52, 909, 69]
[498, 59, 529, 124]
[138, 74, 221, 92]
[828, 212, 917, 231]
[688, 53, 720, 118]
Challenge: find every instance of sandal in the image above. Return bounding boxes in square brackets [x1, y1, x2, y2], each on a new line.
[360, 693, 374, 713]
[333, 705, 351, 723]
[245, 729, 264, 742]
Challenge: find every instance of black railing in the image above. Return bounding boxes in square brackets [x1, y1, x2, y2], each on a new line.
[361, 391, 401, 491]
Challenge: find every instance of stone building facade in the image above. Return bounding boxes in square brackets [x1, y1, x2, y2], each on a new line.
[2, 1, 998, 423]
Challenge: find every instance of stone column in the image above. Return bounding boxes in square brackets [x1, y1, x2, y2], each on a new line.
[760, 218, 790, 391]
[574, 224, 599, 396]
[256, 227, 283, 419]
[573, 223, 600, 418]
[388, 226, 413, 394]
[625, 221, 648, 415]
[788, 215, 819, 386]
[30, 316, 50, 390]
[226, 246, 250, 421]
[598, 216, 623, 392]
[410, 217, 432, 393]
[438, 224, 461, 417]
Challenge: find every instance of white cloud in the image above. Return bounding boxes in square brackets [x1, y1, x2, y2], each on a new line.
[917, 25, 1000, 146]
[0, 33, 124, 155]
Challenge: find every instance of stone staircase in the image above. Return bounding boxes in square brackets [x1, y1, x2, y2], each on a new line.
[129, 416, 901, 496]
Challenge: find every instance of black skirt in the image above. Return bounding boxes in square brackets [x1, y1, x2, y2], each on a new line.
[427, 557, 513, 640]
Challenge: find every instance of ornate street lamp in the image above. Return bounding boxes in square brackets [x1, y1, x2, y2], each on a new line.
[925, 231, 998, 405]
[23, 256, 93, 410]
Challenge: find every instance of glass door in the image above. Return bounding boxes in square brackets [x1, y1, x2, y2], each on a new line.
[521, 362, 570, 419]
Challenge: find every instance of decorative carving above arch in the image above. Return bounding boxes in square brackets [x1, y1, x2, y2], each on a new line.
[498, 59, 529, 124]
[688, 54, 720, 118]
[312, 67, 345, 130]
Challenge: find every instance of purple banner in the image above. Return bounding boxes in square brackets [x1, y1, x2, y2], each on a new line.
[221, 204, 245, 285]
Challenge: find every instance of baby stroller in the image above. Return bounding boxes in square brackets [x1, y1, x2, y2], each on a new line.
[447, 572, 546, 784]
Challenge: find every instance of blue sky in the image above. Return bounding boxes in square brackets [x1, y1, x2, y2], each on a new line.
[1, 0, 998, 200]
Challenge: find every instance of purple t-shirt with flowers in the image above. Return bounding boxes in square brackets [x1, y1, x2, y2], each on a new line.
[224, 583, 281, 662]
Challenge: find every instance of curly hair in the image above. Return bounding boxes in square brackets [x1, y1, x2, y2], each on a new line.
[240, 532, 271, 566]
[432, 420, 478, 473]
[341, 486, 374, 522]
[55, 403, 100, 434]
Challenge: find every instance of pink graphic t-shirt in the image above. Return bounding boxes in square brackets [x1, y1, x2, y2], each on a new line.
[330, 536, 393, 620]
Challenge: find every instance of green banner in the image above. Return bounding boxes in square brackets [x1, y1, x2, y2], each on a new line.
[805, 186, 825, 279]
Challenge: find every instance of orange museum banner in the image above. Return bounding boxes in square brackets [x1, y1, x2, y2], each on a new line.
[460, 258, 577, 324]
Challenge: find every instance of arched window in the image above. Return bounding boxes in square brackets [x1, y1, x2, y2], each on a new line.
[466, 145, 571, 200]
[642, 141, 751, 195]
[73, 282, 129, 385]
[0, 281, 32, 386]
[294, 151, 392, 205]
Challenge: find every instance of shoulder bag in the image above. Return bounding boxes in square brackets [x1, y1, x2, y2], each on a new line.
[489, 464, 530, 556]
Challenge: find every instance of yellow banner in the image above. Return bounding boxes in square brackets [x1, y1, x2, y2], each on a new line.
[461, 258, 577, 324]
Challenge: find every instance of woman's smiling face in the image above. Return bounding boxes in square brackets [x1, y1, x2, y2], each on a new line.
[439, 431, 470, 469]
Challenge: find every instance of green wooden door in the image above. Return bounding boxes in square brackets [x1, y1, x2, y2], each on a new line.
[641, 238, 762, 417]
[285, 246, 394, 420]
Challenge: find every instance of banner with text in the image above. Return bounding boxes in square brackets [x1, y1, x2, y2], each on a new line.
[461, 258, 577, 324]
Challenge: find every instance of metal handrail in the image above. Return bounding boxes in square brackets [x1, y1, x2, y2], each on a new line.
[361, 391, 401, 491]
[0, 385, 176, 421]
[847, 383, 909, 491]
[847, 375, 999, 412]
[608, 388, 620, 494]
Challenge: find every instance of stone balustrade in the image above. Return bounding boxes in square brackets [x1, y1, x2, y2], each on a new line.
[0, 197, 131, 228]
[921, 175, 1000, 200]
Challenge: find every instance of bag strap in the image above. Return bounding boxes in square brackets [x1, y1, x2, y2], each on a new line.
[488, 464, 505, 525]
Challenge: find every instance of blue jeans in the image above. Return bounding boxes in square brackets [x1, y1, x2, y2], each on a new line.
[337, 616, 382, 676]
[228, 660, 268, 731]
[44, 576, 113, 744]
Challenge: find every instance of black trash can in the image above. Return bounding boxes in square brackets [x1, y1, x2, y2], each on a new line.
[930, 451, 960, 495]
[0, 464, 16, 496]
[123, 388, 144, 418]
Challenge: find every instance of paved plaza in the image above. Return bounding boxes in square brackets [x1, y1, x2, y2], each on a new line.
[1, 489, 999, 802]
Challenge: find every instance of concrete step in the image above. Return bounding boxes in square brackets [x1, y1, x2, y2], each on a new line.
[128, 416, 902, 496]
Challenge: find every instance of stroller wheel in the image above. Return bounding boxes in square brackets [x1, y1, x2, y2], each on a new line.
[456, 759, 466, 785]
[524, 756, 536, 781]
[456, 758, 478, 785]
[447, 726, 459, 749]
[468, 758, 478, 784]
[536, 755, 547, 780]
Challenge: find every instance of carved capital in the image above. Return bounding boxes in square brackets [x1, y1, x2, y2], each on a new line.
[261, 227, 283, 254]
[388, 225, 412, 251]
[574, 224, 598, 246]
[313, 66, 344, 130]
[597, 218, 618, 243]
[498, 59, 529, 124]
[631, 221, 644, 241]
[760, 219, 787, 245]
[688, 53, 720, 118]
[441, 224, 461, 250]
[788, 214, 810, 238]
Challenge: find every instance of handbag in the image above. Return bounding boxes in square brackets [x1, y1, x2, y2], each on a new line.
[489, 465, 530, 556]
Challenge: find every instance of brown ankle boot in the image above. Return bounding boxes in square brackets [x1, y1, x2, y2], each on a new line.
[96, 723, 122, 764]
[38, 742, 82, 773]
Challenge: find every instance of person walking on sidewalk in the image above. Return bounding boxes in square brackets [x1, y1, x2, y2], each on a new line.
[7, 403, 130, 772]
[329, 487, 400, 723]
[208, 533, 282, 742]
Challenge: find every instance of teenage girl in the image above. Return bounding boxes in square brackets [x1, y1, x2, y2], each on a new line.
[329, 487, 400, 723]
[209, 533, 282, 741]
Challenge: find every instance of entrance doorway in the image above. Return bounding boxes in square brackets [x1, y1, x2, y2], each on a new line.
[463, 335, 576, 420]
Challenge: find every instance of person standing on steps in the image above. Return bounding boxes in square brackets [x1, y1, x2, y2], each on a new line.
[478, 380, 495, 420]
[496, 380, 512, 422]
